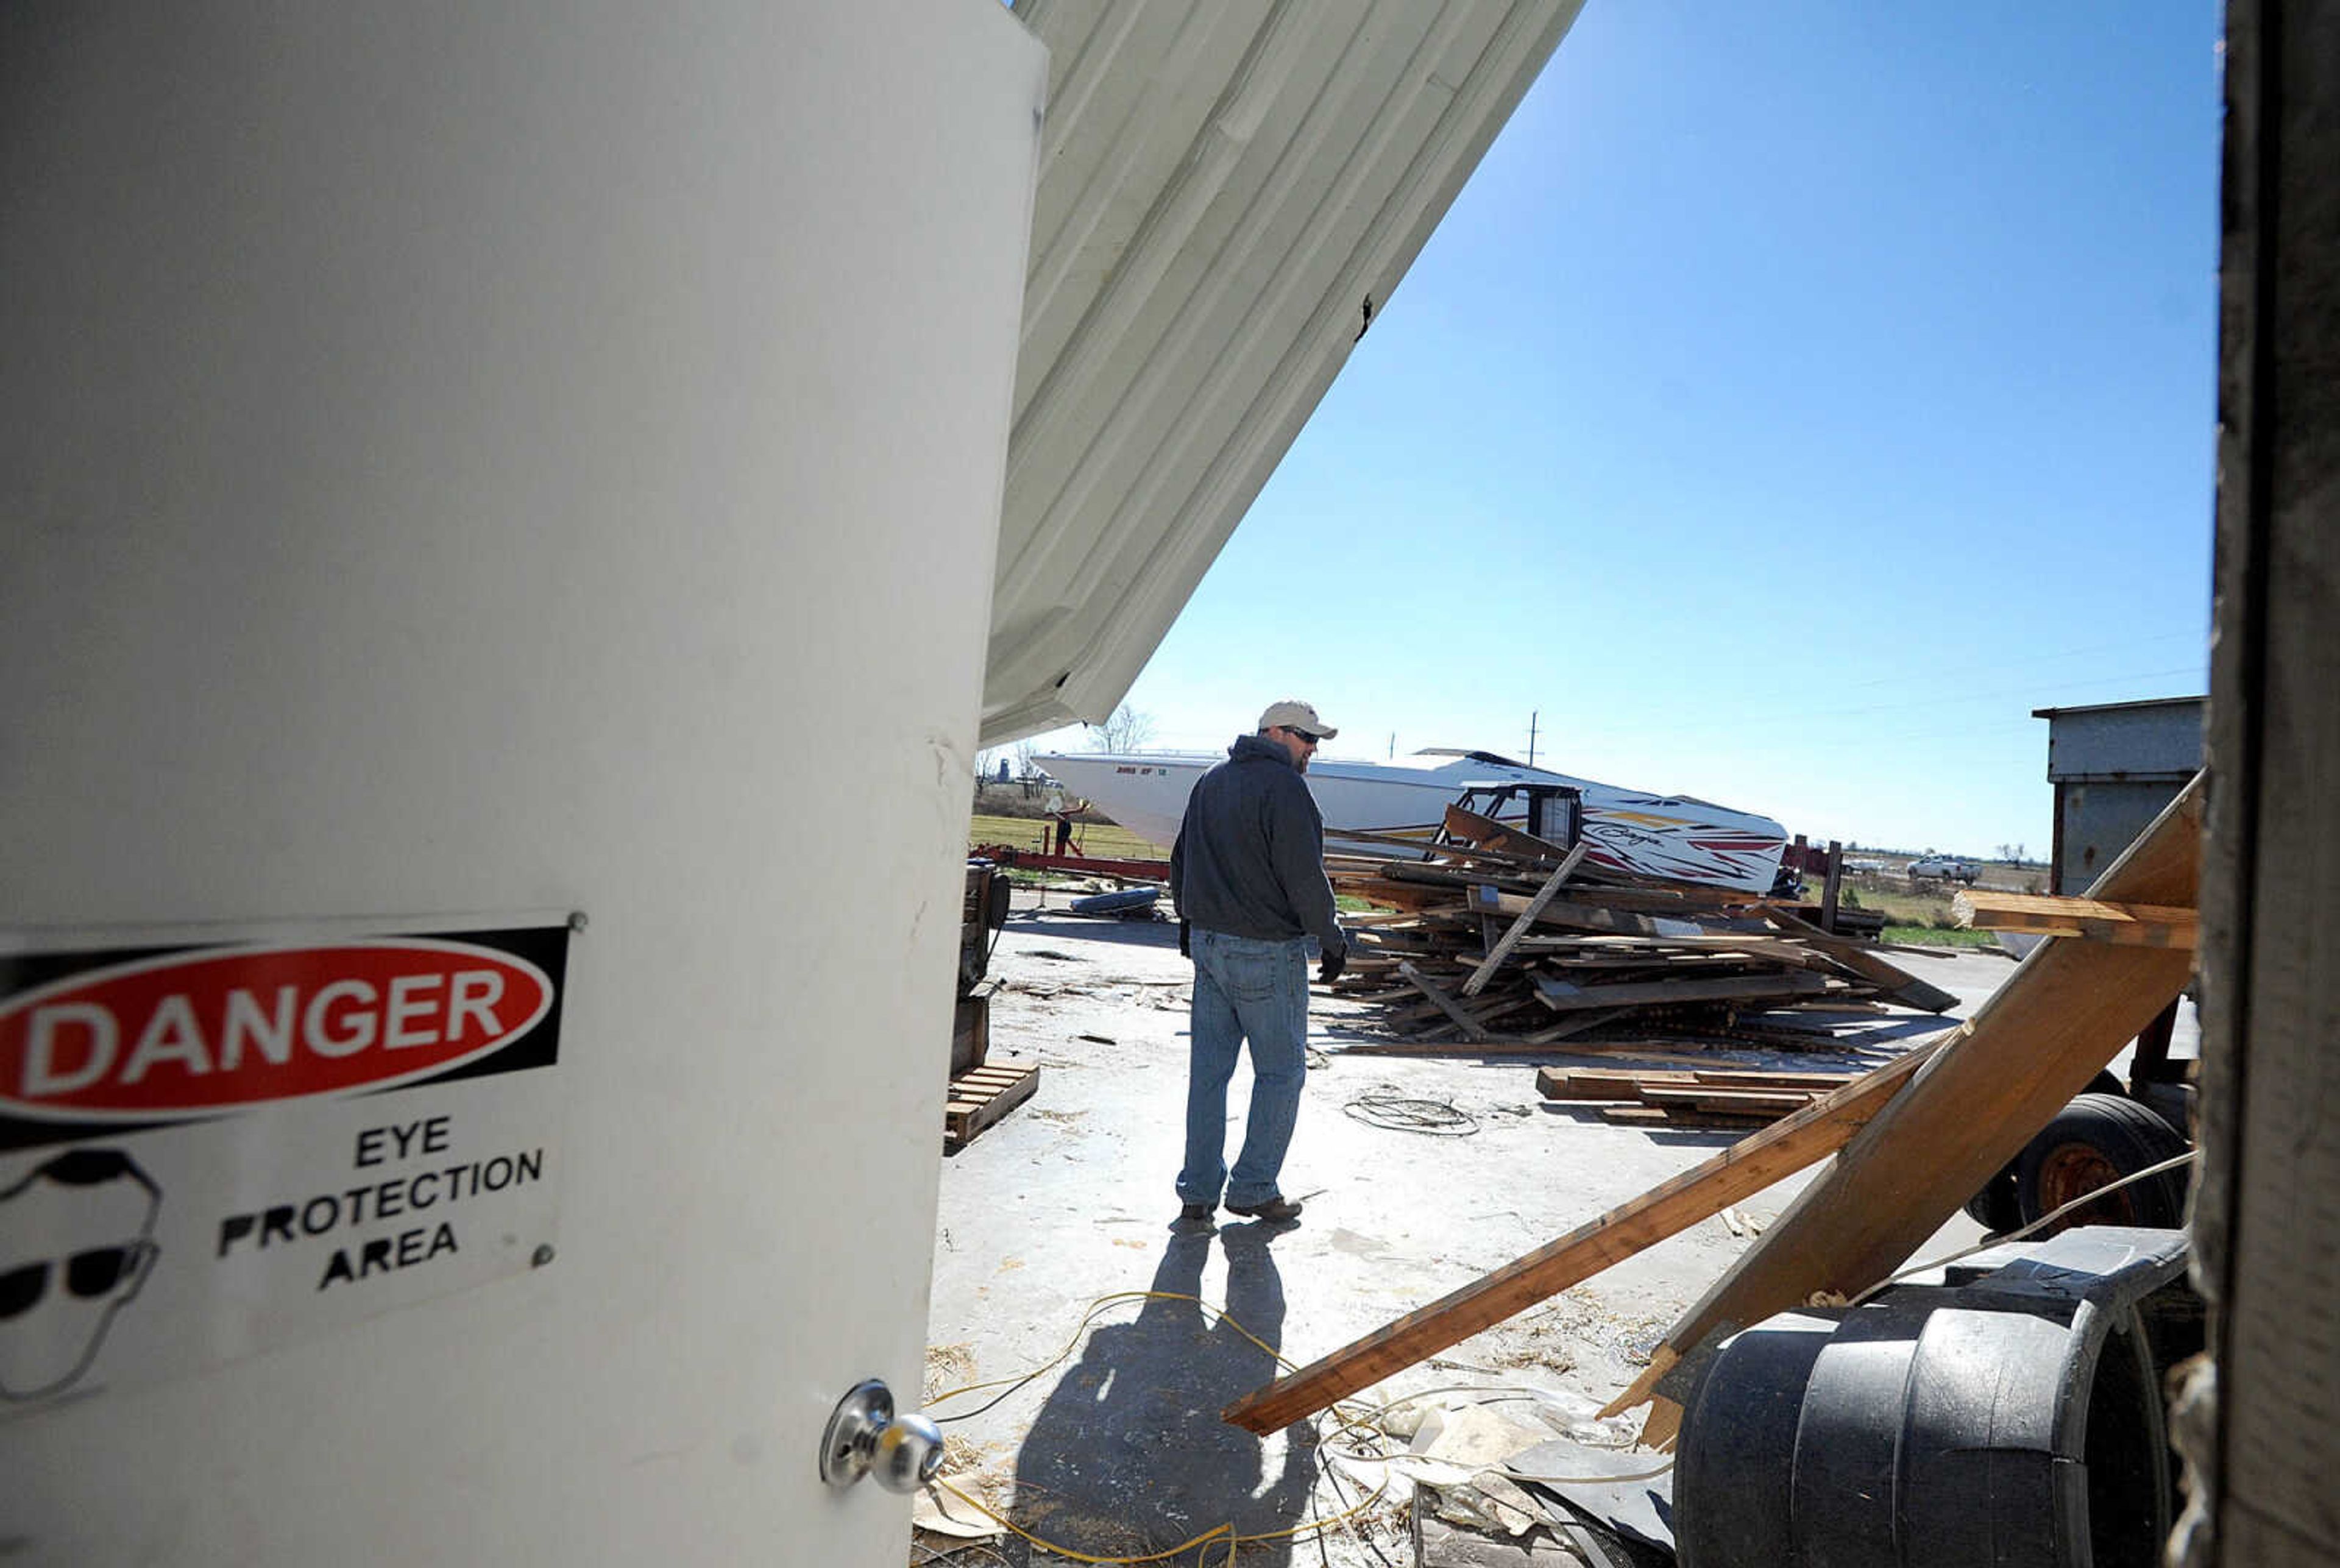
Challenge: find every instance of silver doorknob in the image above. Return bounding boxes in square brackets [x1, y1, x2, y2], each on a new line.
[820, 1378, 945, 1492]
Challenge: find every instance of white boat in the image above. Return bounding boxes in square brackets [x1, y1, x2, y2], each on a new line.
[1035, 747, 1790, 894]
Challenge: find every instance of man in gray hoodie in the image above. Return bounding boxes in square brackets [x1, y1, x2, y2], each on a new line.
[1168, 700, 1349, 1225]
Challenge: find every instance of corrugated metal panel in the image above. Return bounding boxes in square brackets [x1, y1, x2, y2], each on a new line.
[2035, 697, 2205, 782]
[982, 0, 1585, 743]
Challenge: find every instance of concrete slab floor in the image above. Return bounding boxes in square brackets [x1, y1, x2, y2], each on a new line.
[918, 892, 2081, 1566]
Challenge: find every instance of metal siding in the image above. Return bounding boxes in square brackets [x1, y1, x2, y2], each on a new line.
[984, 0, 1588, 743]
[2055, 782, 2199, 895]
[2039, 698, 2207, 782]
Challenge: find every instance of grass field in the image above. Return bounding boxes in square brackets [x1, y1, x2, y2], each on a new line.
[968, 812, 1165, 864]
[1880, 924, 2003, 948]
[1834, 874, 2010, 946]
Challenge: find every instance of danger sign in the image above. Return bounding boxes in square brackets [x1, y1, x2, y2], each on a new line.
[2, 940, 556, 1119]
[0, 913, 571, 1416]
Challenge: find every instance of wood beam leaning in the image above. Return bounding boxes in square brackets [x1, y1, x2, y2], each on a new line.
[1461, 842, 1590, 996]
[1618, 775, 2204, 1416]
[1220, 1035, 1947, 1434]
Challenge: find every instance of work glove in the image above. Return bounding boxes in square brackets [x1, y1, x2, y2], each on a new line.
[1317, 944, 1347, 985]
[1178, 920, 1191, 959]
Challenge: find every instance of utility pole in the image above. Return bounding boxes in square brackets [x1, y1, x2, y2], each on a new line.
[1526, 710, 1539, 767]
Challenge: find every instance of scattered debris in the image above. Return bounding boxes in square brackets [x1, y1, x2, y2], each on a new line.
[1321, 806, 1953, 1056]
[924, 1341, 979, 1400]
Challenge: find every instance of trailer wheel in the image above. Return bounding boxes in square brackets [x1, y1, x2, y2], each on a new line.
[2016, 1092, 2191, 1233]
[1962, 1160, 2022, 1232]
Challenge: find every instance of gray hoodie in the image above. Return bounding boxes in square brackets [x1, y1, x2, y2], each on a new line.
[1169, 733, 1346, 954]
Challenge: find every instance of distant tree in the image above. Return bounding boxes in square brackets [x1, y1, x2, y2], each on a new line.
[1012, 739, 1039, 779]
[1996, 842, 2014, 864]
[1091, 704, 1157, 753]
[2014, 842, 2027, 865]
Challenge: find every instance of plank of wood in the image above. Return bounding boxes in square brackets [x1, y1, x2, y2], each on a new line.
[1396, 961, 1489, 1043]
[1466, 884, 1775, 943]
[1334, 1039, 1614, 1059]
[1952, 889, 2199, 948]
[1639, 1085, 1816, 1116]
[1511, 933, 1811, 956]
[1442, 803, 1575, 862]
[1519, 1006, 1632, 1046]
[1818, 840, 1845, 933]
[1759, 909, 1959, 1013]
[1533, 970, 1826, 1012]
[1625, 775, 2204, 1414]
[1598, 1105, 1774, 1129]
[1537, 1066, 1856, 1102]
[943, 1062, 1040, 1151]
[1689, 1068, 1859, 1090]
[1547, 882, 1752, 913]
[1461, 841, 1592, 996]
[1218, 1037, 1947, 1433]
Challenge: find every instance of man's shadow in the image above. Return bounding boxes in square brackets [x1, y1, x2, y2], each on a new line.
[1008, 1225, 1316, 1566]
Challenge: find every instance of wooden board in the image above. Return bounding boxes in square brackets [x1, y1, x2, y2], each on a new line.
[1219, 1036, 1946, 1433]
[1461, 841, 1590, 996]
[1537, 1066, 1855, 1101]
[1952, 889, 2198, 948]
[1600, 1104, 1776, 1129]
[1397, 960, 1490, 1042]
[1442, 803, 1575, 863]
[950, 985, 992, 1076]
[1533, 970, 1825, 1011]
[943, 1062, 1040, 1151]
[1637, 1085, 1817, 1115]
[1757, 908, 1959, 1013]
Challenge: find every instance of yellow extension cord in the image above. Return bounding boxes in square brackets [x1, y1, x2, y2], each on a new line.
[920, 1287, 1670, 1564]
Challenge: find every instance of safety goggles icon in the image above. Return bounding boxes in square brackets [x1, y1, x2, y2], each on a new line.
[0, 1243, 158, 1320]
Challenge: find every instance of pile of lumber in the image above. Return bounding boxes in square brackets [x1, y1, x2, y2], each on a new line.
[1536, 1064, 1864, 1130]
[1220, 773, 2204, 1438]
[1324, 806, 1954, 1052]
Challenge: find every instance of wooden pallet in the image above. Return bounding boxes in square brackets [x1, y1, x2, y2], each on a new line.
[944, 1061, 1039, 1151]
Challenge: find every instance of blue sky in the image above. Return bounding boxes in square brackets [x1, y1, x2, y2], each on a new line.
[1012, 1, 2223, 858]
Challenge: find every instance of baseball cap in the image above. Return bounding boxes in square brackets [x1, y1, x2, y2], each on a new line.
[1258, 700, 1338, 740]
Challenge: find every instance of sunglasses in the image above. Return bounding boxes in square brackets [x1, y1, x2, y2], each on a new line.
[0, 1243, 153, 1320]
[1283, 727, 1321, 745]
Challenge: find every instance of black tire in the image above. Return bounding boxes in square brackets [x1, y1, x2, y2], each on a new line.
[1962, 1160, 2023, 1232]
[2015, 1092, 2191, 1233]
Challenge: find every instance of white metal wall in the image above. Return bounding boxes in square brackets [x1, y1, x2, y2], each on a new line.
[0, 3, 1044, 1561]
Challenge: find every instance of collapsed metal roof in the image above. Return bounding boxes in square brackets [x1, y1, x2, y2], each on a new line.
[982, 0, 1585, 744]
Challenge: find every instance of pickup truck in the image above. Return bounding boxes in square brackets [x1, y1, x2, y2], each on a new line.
[1907, 853, 1980, 884]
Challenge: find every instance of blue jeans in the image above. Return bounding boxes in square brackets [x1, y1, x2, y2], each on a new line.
[1179, 928, 1311, 1208]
